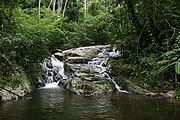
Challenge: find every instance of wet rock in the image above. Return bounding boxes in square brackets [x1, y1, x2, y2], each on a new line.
[58, 79, 71, 88]
[66, 63, 87, 71]
[116, 77, 175, 98]
[53, 73, 63, 82]
[119, 79, 149, 94]
[54, 52, 64, 61]
[75, 72, 89, 77]
[56, 49, 63, 53]
[0, 79, 32, 102]
[42, 65, 48, 72]
[63, 45, 109, 58]
[65, 68, 115, 95]
[37, 77, 46, 88]
[64, 52, 82, 57]
[65, 57, 89, 64]
[58, 79, 66, 87]
[164, 91, 175, 98]
[46, 61, 53, 68]
[85, 49, 99, 58]
[37, 82, 45, 88]
[66, 76, 114, 95]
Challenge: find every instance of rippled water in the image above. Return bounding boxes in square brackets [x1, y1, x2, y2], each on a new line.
[1, 88, 180, 120]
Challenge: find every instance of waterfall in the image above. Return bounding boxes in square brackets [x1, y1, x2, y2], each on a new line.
[40, 46, 128, 93]
[41, 55, 68, 88]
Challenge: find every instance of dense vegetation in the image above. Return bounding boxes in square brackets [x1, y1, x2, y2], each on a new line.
[0, 0, 180, 96]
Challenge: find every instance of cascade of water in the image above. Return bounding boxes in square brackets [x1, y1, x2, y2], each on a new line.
[41, 55, 68, 88]
[51, 56, 68, 80]
[87, 47, 128, 93]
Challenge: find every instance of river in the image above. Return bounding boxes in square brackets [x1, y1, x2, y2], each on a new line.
[0, 87, 180, 120]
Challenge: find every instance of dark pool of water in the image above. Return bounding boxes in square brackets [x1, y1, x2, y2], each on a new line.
[0, 88, 180, 120]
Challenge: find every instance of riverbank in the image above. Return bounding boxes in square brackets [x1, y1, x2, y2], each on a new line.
[110, 58, 180, 99]
[0, 71, 32, 102]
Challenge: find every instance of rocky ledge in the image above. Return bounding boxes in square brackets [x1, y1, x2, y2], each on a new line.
[0, 72, 32, 102]
[116, 76, 175, 98]
[59, 67, 115, 95]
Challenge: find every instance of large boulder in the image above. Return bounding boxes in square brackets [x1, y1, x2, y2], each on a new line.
[65, 68, 115, 95]
[63, 45, 109, 58]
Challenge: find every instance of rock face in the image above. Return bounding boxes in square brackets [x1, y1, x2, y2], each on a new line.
[0, 72, 32, 102]
[61, 45, 122, 94]
[65, 68, 114, 94]
[65, 57, 89, 64]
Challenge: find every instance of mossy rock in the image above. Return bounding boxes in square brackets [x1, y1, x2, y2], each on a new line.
[0, 71, 32, 102]
[117, 78, 149, 94]
[66, 75, 114, 95]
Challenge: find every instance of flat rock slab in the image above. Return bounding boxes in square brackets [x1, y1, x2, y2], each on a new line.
[63, 45, 109, 58]
[65, 57, 89, 64]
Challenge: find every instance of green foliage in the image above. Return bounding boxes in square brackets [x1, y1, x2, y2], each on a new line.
[0, 1, 113, 86]
[109, 0, 180, 93]
[88, 0, 105, 16]
[61, 10, 113, 48]
[0, 6, 64, 84]
[175, 62, 180, 75]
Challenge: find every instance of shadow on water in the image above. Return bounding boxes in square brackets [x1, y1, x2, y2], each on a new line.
[1, 88, 180, 120]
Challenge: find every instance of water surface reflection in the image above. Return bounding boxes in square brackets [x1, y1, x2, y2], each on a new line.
[0, 88, 180, 120]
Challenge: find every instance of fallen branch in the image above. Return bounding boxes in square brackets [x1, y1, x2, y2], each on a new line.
[0, 86, 23, 98]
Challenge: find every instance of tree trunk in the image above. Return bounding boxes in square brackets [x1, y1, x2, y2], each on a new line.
[38, 0, 41, 15]
[53, 0, 56, 14]
[62, 0, 68, 17]
[57, 0, 61, 13]
[48, 0, 53, 9]
[84, 0, 87, 17]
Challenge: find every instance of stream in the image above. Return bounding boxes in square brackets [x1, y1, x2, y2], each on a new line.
[1, 46, 180, 120]
[0, 88, 180, 120]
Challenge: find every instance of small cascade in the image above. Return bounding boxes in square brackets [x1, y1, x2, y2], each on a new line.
[41, 55, 68, 88]
[87, 48, 128, 93]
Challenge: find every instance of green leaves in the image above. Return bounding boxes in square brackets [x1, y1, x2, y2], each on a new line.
[175, 62, 180, 75]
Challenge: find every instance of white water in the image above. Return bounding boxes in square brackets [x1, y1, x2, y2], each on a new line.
[111, 79, 129, 93]
[42, 55, 68, 88]
[88, 48, 128, 93]
[51, 56, 68, 80]
[42, 82, 60, 89]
